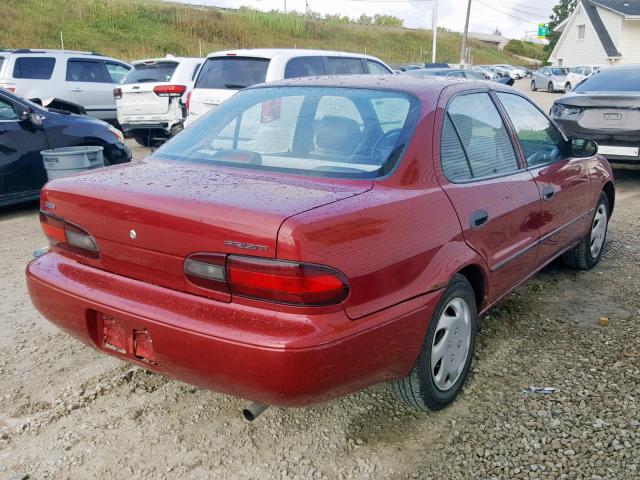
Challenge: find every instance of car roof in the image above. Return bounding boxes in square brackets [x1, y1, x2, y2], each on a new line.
[248, 74, 512, 99]
[205, 48, 383, 62]
[131, 57, 201, 65]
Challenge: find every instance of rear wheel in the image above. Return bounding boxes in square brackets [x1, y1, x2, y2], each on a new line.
[548, 82, 554, 93]
[563, 192, 609, 270]
[531, 80, 537, 91]
[391, 274, 477, 411]
[133, 132, 154, 147]
[565, 83, 572, 93]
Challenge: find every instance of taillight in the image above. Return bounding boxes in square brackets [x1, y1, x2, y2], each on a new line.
[3, 84, 17, 93]
[153, 85, 187, 97]
[113, 87, 122, 99]
[185, 91, 192, 113]
[184, 253, 228, 293]
[39, 211, 99, 258]
[183, 254, 349, 306]
[227, 256, 349, 306]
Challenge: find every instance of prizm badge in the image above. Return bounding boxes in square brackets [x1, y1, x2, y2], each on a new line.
[44, 201, 56, 210]
[224, 240, 268, 252]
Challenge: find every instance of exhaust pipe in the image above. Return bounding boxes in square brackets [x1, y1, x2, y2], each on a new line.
[242, 402, 269, 421]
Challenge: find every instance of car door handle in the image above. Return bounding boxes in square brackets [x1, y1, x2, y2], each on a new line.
[71, 88, 83, 92]
[470, 209, 489, 229]
[542, 186, 556, 200]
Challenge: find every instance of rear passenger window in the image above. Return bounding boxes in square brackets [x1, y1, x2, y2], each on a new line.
[325, 57, 365, 75]
[13, 57, 56, 80]
[66, 60, 108, 83]
[366, 60, 391, 75]
[441, 93, 518, 181]
[285, 57, 325, 79]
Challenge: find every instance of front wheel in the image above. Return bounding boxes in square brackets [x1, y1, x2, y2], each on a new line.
[531, 80, 537, 91]
[391, 274, 477, 411]
[548, 82, 554, 93]
[563, 192, 610, 270]
[565, 83, 572, 93]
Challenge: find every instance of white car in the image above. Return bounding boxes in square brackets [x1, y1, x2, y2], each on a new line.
[494, 64, 526, 79]
[114, 56, 203, 146]
[0, 48, 130, 122]
[564, 65, 601, 93]
[185, 49, 393, 127]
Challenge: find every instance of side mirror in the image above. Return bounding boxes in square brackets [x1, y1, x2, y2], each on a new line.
[570, 138, 598, 158]
[17, 108, 43, 127]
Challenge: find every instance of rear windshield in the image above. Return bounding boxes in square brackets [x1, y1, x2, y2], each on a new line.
[122, 61, 179, 84]
[155, 86, 420, 179]
[575, 68, 640, 92]
[195, 57, 270, 90]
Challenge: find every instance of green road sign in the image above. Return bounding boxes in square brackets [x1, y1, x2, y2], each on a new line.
[538, 24, 549, 38]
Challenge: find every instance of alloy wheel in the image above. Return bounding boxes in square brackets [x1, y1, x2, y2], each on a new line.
[590, 204, 608, 258]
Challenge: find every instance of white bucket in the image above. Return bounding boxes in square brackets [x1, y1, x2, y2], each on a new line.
[41, 146, 104, 181]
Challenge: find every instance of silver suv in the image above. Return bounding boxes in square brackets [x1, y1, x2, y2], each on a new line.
[0, 49, 131, 122]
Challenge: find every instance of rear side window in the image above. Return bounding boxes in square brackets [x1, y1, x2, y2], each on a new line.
[195, 57, 269, 89]
[284, 56, 325, 79]
[441, 93, 518, 181]
[191, 63, 202, 81]
[366, 60, 391, 75]
[66, 60, 108, 83]
[325, 57, 365, 75]
[123, 62, 178, 84]
[13, 57, 56, 79]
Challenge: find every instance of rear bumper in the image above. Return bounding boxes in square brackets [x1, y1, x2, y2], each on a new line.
[120, 122, 171, 133]
[553, 118, 640, 162]
[26, 252, 440, 406]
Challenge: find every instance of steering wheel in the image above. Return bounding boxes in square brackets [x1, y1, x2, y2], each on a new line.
[526, 145, 560, 166]
[372, 129, 402, 164]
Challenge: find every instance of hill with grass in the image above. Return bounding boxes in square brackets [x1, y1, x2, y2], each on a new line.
[2, 0, 537, 66]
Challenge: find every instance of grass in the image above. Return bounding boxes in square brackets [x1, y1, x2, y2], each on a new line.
[1, 0, 536, 65]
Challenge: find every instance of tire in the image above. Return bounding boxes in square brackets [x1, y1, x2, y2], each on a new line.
[565, 83, 572, 93]
[562, 192, 610, 270]
[133, 132, 153, 147]
[548, 82, 554, 93]
[391, 274, 477, 411]
[531, 80, 537, 91]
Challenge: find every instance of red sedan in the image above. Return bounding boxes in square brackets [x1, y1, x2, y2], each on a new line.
[27, 75, 614, 416]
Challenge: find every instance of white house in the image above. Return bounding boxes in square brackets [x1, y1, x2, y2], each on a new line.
[549, 0, 640, 67]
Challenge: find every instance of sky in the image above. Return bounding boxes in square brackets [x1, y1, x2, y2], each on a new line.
[185, 0, 560, 38]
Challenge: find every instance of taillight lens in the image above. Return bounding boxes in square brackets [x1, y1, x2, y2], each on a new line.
[113, 87, 122, 99]
[153, 85, 187, 97]
[39, 211, 99, 258]
[227, 256, 349, 306]
[185, 91, 192, 112]
[184, 253, 228, 293]
[183, 254, 349, 306]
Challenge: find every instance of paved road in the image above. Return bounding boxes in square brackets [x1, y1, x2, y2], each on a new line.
[512, 77, 561, 114]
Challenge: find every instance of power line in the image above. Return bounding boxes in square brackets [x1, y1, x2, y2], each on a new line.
[491, 0, 552, 17]
[475, 0, 546, 24]
[341, 0, 433, 3]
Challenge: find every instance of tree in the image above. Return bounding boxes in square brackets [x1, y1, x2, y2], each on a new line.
[545, 0, 577, 56]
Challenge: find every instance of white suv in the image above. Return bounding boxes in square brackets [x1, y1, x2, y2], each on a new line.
[0, 49, 130, 122]
[185, 49, 393, 126]
[114, 56, 203, 146]
[564, 65, 601, 93]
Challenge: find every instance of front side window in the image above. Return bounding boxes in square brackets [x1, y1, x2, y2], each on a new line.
[195, 57, 270, 89]
[66, 60, 108, 83]
[285, 56, 325, 79]
[0, 98, 17, 121]
[325, 57, 365, 75]
[13, 57, 56, 79]
[105, 62, 130, 83]
[441, 92, 518, 182]
[366, 60, 391, 75]
[155, 86, 419, 179]
[496, 93, 566, 167]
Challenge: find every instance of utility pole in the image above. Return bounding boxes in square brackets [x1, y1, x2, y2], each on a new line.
[305, 0, 309, 15]
[431, 0, 438, 64]
[460, 0, 472, 68]
[284, 0, 287, 14]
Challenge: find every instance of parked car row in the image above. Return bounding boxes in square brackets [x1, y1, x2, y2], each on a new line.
[531, 65, 601, 93]
[402, 66, 515, 86]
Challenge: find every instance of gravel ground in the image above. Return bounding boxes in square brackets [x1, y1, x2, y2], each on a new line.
[1, 80, 639, 479]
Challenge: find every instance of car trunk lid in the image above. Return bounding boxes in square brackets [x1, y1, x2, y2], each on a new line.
[41, 159, 372, 300]
[564, 93, 640, 132]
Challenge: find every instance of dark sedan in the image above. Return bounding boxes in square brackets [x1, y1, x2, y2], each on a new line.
[550, 65, 640, 163]
[0, 89, 131, 207]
